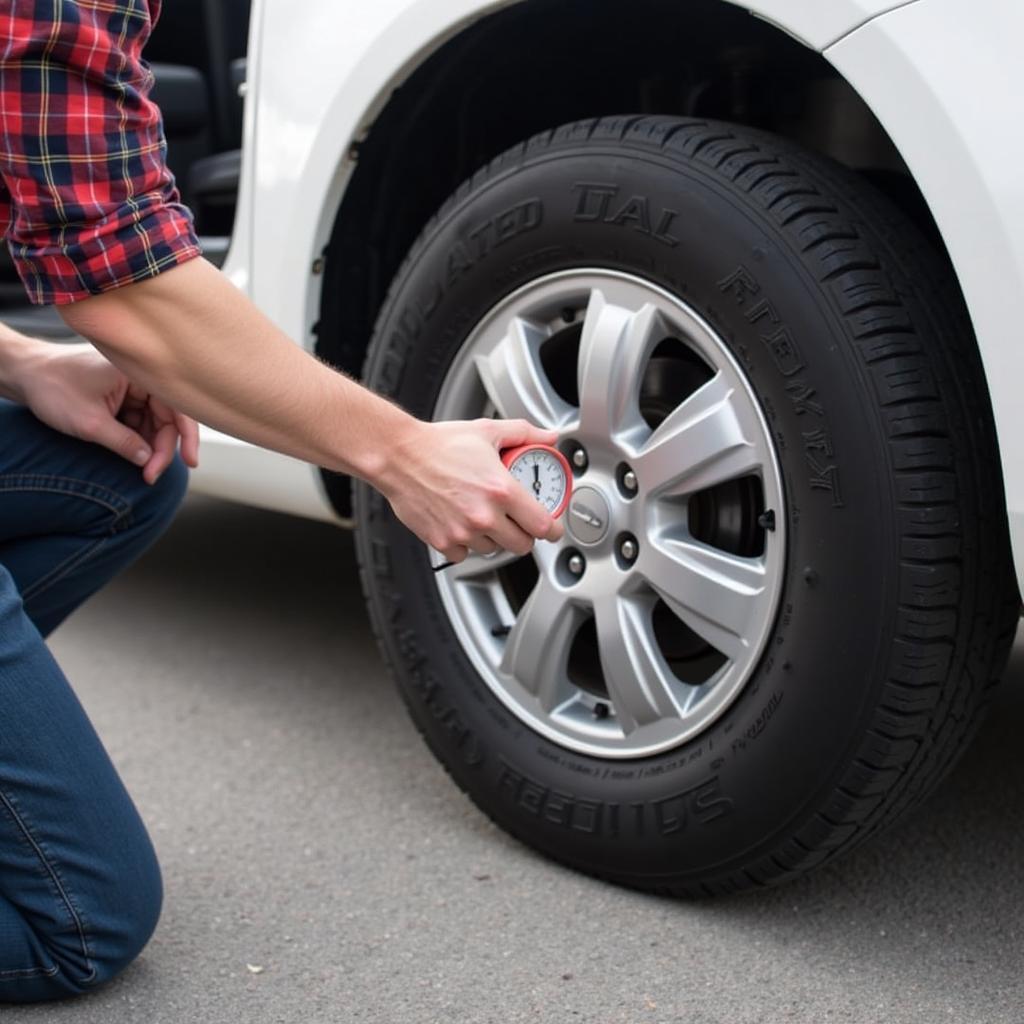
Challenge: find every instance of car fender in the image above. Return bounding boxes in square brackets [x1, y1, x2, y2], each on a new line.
[243, 0, 912, 346]
[826, 0, 1024, 596]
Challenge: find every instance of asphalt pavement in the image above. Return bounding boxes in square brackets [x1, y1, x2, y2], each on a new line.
[5, 494, 1024, 1024]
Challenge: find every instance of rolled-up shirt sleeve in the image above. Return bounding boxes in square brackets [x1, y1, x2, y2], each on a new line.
[0, 0, 201, 305]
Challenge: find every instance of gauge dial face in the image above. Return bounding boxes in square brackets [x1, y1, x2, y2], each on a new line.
[502, 445, 571, 518]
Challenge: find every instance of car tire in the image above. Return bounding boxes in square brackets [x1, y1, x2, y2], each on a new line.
[353, 116, 1019, 894]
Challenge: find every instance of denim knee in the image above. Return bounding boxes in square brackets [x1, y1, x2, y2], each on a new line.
[24, 846, 162, 1004]
[87, 846, 164, 992]
[2, 850, 162, 1004]
[134, 454, 189, 537]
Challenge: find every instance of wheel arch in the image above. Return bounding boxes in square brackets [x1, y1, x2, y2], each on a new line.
[308, 0, 982, 530]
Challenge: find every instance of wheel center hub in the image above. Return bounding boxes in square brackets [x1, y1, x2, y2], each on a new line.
[566, 485, 612, 546]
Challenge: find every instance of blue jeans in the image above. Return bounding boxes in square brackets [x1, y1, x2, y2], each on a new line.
[0, 399, 187, 1002]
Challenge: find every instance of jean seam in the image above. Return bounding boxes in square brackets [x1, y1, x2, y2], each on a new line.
[0, 476, 133, 518]
[20, 537, 112, 605]
[0, 962, 58, 980]
[0, 477, 134, 605]
[0, 790, 94, 984]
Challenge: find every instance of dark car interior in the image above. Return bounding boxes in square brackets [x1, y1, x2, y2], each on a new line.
[0, 0, 250, 338]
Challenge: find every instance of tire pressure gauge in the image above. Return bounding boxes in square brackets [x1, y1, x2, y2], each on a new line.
[432, 443, 571, 571]
[501, 444, 572, 518]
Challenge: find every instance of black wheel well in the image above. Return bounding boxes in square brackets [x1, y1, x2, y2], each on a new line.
[315, 0, 941, 516]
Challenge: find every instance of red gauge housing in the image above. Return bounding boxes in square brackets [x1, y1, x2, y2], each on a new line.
[500, 444, 573, 519]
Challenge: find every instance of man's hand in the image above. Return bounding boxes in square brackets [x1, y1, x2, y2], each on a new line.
[8, 340, 199, 484]
[378, 417, 566, 564]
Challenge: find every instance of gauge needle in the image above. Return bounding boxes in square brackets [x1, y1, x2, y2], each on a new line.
[533, 465, 542, 494]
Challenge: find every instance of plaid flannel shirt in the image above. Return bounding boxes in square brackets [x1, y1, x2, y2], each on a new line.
[0, 0, 201, 305]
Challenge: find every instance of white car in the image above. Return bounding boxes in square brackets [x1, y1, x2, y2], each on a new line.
[8, 0, 1018, 894]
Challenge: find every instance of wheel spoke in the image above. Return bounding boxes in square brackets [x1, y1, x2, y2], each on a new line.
[474, 316, 575, 429]
[594, 592, 682, 734]
[632, 371, 761, 497]
[576, 291, 663, 444]
[500, 577, 583, 712]
[637, 538, 768, 662]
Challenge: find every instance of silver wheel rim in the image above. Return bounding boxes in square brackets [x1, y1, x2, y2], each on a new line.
[433, 270, 786, 759]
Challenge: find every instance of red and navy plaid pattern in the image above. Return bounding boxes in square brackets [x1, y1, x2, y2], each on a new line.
[0, 0, 201, 305]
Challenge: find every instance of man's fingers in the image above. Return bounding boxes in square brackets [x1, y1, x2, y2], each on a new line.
[142, 422, 179, 484]
[134, 393, 199, 478]
[486, 418, 559, 451]
[88, 416, 153, 468]
[441, 543, 470, 564]
[120, 405, 144, 432]
[484, 516, 536, 556]
[502, 473, 560, 540]
[175, 412, 200, 467]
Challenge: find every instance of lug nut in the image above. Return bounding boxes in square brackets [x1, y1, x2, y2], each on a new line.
[572, 447, 588, 470]
[567, 553, 585, 576]
[622, 469, 638, 493]
[619, 538, 638, 562]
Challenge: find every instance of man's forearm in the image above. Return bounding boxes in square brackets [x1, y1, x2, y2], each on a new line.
[60, 258, 417, 489]
[58, 256, 563, 561]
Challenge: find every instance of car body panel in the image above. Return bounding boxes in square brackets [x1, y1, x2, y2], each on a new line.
[745, 0, 920, 48]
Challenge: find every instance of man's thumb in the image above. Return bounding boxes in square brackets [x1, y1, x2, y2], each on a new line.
[90, 418, 152, 467]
